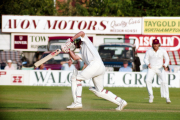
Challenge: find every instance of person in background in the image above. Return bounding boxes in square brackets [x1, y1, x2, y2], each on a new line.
[81, 63, 87, 70]
[35, 63, 47, 70]
[134, 52, 141, 72]
[141, 64, 148, 72]
[119, 61, 132, 72]
[60, 59, 76, 71]
[4, 60, 15, 70]
[35, 52, 40, 61]
[165, 66, 170, 72]
[144, 39, 171, 104]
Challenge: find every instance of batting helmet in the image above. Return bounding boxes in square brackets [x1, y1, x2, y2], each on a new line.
[73, 37, 82, 48]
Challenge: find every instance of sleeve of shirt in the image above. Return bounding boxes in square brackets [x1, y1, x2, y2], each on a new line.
[80, 35, 93, 47]
[163, 49, 169, 67]
[80, 35, 90, 42]
[144, 51, 150, 66]
[61, 64, 66, 70]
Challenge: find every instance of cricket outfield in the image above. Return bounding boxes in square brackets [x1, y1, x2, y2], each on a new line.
[0, 86, 180, 120]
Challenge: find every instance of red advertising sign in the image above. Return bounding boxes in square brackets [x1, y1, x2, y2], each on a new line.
[125, 35, 180, 53]
[12, 76, 23, 83]
[0, 71, 6, 77]
[14, 35, 28, 49]
[11, 75, 24, 85]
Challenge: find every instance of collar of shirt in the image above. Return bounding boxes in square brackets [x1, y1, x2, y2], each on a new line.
[80, 36, 86, 41]
[152, 48, 159, 53]
[152, 48, 160, 57]
[80, 41, 85, 48]
[80, 44, 83, 48]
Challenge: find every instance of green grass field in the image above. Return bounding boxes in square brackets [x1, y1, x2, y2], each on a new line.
[0, 86, 180, 120]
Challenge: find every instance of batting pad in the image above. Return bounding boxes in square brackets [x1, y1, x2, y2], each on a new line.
[89, 87, 120, 105]
[71, 69, 78, 103]
[71, 69, 78, 81]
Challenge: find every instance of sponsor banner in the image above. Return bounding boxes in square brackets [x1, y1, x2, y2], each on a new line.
[11, 33, 51, 51]
[0, 70, 30, 85]
[125, 35, 180, 52]
[11, 33, 95, 51]
[143, 17, 180, 35]
[0, 70, 179, 87]
[0, 71, 6, 76]
[14, 35, 28, 49]
[30, 70, 180, 88]
[2, 15, 142, 34]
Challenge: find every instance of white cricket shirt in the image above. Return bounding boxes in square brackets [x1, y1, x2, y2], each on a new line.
[144, 47, 169, 68]
[78, 35, 103, 65]
[4, 65, 15, 70]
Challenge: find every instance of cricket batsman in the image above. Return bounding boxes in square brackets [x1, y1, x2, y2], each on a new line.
[61, 31, 127, 111]
[144, 39, 171, 104]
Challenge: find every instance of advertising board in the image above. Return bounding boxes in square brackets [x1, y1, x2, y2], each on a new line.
[143, 17, 180, 35]
[11, 33, 95, 51]
[11, 33, 57, 51]
[2, 15, 142, 34]
[125, 35, 180, 53]
[29, 70, 180, 88]
[0, 70, 30, 85]
[0, 70, 179, 87]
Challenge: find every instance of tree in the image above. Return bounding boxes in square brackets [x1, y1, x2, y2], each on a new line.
[0, 0, 56, 28]
[57, 0, 89, 16]
[86, 0, 130, 16]
[123, 0, 180, 16]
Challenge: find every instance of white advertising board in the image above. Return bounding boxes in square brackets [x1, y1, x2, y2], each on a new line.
[11, 33, 60, 51]
[11, 33, 96, 51]
[29, 70, 180, 88]
[0, 70, 179, 87]
[2, 15, 142, 34]
[0, 70, 30, 85]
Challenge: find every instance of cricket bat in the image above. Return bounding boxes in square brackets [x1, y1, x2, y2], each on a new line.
[34, 49, 61, 67]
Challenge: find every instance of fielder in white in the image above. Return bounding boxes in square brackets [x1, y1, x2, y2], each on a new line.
[144, 39, 171, 104]
[61, 31, 127, 111]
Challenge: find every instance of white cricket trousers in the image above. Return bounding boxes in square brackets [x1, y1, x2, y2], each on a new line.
[145, 67, 169, 98]
[77, 60, 105, 92]
[71, 60, 105, 103]
[71, 60, 122, 105]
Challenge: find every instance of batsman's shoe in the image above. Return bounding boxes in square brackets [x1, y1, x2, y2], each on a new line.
[166, 98, 171, 104]
[89, 87, 96, 93]
[115, 100, 127, 111]
[67, 102, 82, 109]
[149, 96, 154, 103]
